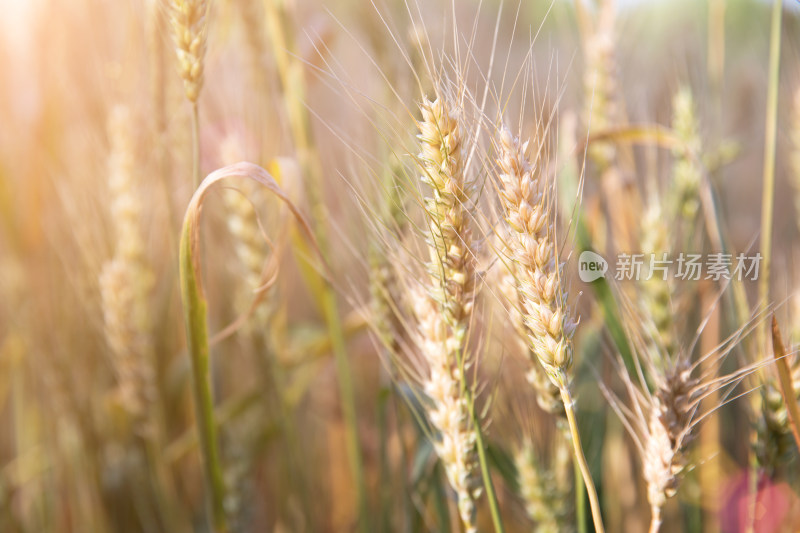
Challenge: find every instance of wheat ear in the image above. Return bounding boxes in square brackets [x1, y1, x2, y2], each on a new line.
[754, 358, 800, 476]
[582, 0, 619, 171]
[495, 126, 604, 532]
[638, 198, 675, 363]
[641, 362, 698, 532]
[498, 268, 563, 416]
[413, 95, 483, 533]
[605, 324, 753, 533]
[668, 87, 702, 225]
[167, 0, 209, 104]
[515, 435, 572, 533]
[99, 106, 156, 436]
[167, 0, 210, 188]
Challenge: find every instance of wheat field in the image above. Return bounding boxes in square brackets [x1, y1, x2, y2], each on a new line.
[2, 0, 800, 532]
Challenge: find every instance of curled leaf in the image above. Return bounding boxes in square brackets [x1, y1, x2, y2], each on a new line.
[179, 161, 317, 532]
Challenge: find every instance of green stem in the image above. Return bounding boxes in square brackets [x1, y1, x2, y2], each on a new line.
[191, 103, 200, 190]
[575, 453, 587, 533]
[757, 0, 783, 350]
[322, 285, 369, 530]
[454, 340, 503, 533]
[265, 2, 367, 528]
[179, 233, 227, 533]
[560, 384, 605, 533]
[468, 395, 505, 533]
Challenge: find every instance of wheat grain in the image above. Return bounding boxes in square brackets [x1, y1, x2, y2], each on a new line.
[754, 345, 800, 477]
[498, 267, 563, 416]
[606, 336, 751, 532]
[417, 97, 476, 330]
[167, 0, 209, 104]
[411, 289, 481, 532]
[641, 361, 697, 530]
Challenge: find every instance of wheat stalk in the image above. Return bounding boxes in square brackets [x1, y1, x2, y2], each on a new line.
[179, 162, 317, 532]
[218, 136, 280, 335]
[791, 87, 800, 235]
[494, 125, 604, 532]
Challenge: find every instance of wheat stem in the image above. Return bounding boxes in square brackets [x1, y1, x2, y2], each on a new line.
[757, 0, 783, 352]
[179, 228, 228, 532]
[560, 383, 605, 533]
[648, 505, 662, 533]
[264, 3, 368, 526]
[466, 383, 505, 533]
[575, 454, 587, 533]
[191, 103, 200, 189]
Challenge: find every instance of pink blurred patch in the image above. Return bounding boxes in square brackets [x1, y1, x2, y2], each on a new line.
[719, 471, 800, 532]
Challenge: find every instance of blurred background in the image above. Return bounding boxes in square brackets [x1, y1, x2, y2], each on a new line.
[2, 0, 800, 532]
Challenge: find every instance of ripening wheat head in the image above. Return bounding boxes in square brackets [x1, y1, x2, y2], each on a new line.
[605, 300, 761, 531]
[668, 87, 702, 224]
[99, 105, 155, 435]
[410, 92, 482, 533]
[754, 309, 800, 475]
[167, 0, 209, 103]
[417, 96, 476, 332]
[638, 196, 676, 364]
[582, 0, 619, 170]
[514, 434, 572, 533]
[642, 360, 697, 513]
[494, 126, 577, 391]
[497, 263, 564, 416]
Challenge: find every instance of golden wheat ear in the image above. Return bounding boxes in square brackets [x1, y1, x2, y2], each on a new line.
[412, 93, 482, 533]
[167, 0, 209, 104]
[493, 124, 604, 532]
[514, 433, 572, 532]
[100, 105, 156, 437]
